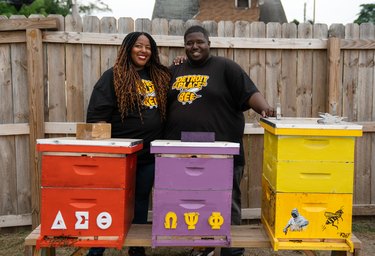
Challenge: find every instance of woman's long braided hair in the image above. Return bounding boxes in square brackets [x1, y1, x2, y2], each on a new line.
[113, 32, 171, 122]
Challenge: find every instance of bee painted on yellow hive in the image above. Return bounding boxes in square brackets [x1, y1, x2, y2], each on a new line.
[283, 208, 309, 235]
[322, 206, 344, 231]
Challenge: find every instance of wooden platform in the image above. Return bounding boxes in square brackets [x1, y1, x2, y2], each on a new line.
[24, 224, 362, 256]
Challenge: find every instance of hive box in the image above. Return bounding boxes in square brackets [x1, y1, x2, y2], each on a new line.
[36, 137, 142, 248]
[261, 177, 353, 240]
[150, 140, 239, 247]
[260, 117, 362, 193]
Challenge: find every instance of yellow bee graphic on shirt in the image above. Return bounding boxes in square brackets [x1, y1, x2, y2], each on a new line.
[178, 88, 201, 105]
[172, 75, 209, 105]
[139, 79, 158, 109]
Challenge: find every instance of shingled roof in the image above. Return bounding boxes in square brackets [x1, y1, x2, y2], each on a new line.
[152, 0, 200, 21]
[152, 0, 287, 23]
[194, 0, 259, 22]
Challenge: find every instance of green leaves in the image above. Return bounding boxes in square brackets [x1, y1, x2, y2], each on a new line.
[354, 4, 375, 24]
[0, 0, 111, 17]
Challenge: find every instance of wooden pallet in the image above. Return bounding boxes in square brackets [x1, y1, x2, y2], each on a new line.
[24, 224, 362, 256]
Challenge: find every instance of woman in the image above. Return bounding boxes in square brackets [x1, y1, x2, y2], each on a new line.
[86, 32, 171, 256]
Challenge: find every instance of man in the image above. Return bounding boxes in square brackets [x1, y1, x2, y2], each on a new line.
[164, 25, 275, 256]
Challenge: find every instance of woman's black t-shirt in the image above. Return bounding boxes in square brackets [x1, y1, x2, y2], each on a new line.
[87, 68, 164, 164]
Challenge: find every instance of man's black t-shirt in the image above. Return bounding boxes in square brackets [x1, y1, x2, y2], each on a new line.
[87, 68, 163, 164]
[164, 56, 259, 165]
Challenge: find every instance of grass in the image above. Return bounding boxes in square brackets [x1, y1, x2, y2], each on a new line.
[352, 216, 375, 233]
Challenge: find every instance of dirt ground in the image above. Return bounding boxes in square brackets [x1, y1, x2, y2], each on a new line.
[1, 216, 374, 256]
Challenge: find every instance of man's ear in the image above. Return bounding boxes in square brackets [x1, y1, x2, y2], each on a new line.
[208, 40, 211, 46]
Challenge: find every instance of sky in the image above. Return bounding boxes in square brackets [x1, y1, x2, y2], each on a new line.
[85, 0, 373, 26]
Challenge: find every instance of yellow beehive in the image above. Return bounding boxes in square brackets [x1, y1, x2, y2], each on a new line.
[260, 118, 362, 193]
[263, 128, 357, 162]
[260, 117, 362, 252]
[262, 177, 353, 240]
[263, 153, 354, 193]
[260, 117, 362, 138]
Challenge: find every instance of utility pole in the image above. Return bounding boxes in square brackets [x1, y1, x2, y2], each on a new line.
[72, 0, 79, 17]
[313, 0, 316, 23]
[304, 2, 306, 22]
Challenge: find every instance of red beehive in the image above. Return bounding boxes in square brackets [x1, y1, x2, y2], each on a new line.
[36, 137, 142, 249]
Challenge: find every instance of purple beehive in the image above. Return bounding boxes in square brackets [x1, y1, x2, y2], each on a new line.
[150, 140, 240, 247]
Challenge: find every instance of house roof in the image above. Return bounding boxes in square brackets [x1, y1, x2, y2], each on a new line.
[194, 0, 259, 23]
[152, 0, 199, 21]
[152, 0, 287, 23]
[259, 0, 287, 23]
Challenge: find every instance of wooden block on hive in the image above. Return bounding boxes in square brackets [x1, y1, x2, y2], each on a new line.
[76, 123, 111, 140]
[181, 131, 215, 142]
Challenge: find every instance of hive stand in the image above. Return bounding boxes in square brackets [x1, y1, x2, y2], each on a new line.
[24, 224, 362, 256]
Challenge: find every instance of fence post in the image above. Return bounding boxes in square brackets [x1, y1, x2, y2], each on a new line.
[327, 37, 341, 115]
[26, 28, 45, 228]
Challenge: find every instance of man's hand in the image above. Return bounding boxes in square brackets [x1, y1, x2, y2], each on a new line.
[173, 55, 187, 65]
[248, 92, 275, 118]
[261, 108, 276, 118]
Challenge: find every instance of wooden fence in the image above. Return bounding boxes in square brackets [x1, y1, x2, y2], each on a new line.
[0, 15, 374, 229]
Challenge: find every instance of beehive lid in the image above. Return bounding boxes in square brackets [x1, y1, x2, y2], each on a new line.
[260, 117, 363, 136]
[150, 140, 240, 155]
[37, 137, 143, 154]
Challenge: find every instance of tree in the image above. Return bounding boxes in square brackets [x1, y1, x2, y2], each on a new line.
[354, 4, 375, 24]
[0, 0, 111, 17]
[1, 0, 35, 10]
